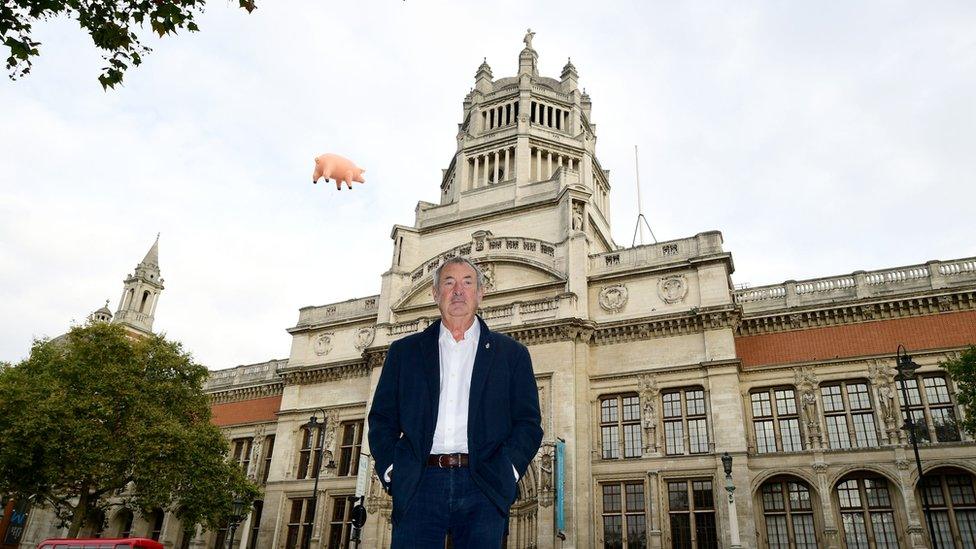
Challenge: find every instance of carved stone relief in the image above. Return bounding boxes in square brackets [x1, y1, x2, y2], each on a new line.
[599, 284, 628, 313]
[638, 374, 660, 455]
[354, 326, 375, 351]
[313, 333, 334, 356]
[657, 275, 687, 304]
[794, 366, 823, 448]
[480, 262, 496, 292]
[572, 201, 584, 231]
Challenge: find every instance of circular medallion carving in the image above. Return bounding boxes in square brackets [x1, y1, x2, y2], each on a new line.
[313, 333, 333, 356]
[657, 275, 687, 304]
[599, 284, 628, 313]
[354, 326, 375, 351]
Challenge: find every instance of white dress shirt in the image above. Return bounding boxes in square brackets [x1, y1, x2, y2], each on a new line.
[385, 320, 518, 482]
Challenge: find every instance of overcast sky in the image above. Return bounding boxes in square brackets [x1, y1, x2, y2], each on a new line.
[2, 1, 974, 369]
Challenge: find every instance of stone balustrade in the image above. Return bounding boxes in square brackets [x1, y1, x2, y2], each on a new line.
[734, 257, 976, 313]
[205, 358, 287, 390]
[408, 235, 559, 285]
[295, 295, 379, 328]
[589, 231, 726, 276]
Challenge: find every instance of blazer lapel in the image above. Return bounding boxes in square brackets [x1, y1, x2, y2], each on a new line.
[467, 316, 496, 432]
[419, 320, 441, 436]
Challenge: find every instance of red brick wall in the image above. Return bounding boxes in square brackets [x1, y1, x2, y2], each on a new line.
[736, 310, 976, 368]
[211, 395, 281, 426]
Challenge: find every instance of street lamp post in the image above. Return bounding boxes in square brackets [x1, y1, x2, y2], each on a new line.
[302, 409, 334, 549]
[897, 345, 939, 549]
[225, 497, 245, 549]
[721, 452, 742, 549]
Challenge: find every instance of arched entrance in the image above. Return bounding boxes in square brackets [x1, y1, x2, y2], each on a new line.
[755, 475, 822, 548]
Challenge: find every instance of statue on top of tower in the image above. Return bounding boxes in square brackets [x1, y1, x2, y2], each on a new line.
[523, 28, 535, 49]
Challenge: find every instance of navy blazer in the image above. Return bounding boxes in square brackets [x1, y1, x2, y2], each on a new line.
[367, 316, 543, 524]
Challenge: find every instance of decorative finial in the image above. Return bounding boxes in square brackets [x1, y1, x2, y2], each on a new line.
[105, 299, 110, 307]
[523, 28, 535, 49]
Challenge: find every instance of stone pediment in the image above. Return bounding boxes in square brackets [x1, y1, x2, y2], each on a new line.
[393, 233, 565, 311]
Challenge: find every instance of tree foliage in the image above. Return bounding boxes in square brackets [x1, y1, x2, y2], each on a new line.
[1, 0, 256, 89]
[942, 346, 976, 438]
[0, 322, 259, 537]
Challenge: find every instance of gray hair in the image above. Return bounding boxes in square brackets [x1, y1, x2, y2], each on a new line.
[432, 256, 485, 293]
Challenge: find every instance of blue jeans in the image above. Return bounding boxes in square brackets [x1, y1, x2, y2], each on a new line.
[391, 467, 507, 548]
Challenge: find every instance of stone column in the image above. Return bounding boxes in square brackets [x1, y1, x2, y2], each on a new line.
[647, 471, 662, 548]
[504, 148, 511, 181]
[493, 150, 500, 184]
[535, 148, 541, 181]
[473, 156, 480, 189]
[482, 154, 489, 187]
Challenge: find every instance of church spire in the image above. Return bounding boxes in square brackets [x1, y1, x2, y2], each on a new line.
[114, 235, 164, 336]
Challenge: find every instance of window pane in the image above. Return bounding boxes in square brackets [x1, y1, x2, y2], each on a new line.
[765, 515, 789, 549]
[851, 413, 878, 448]
[665, 421, 684, 455]
[847, 383, 872, 410]
[929, 511, 954, 549]
[775, 389, 797, 416]
[837, 480, 862, 509]
[686, 390, 706, 416]
[821, 386, 844, 412]
[602, 426, 619, 459]
[781, 419, 803, 452]
[663, 393, 682, 418]
[692, 480, 714, 510]
[626, 514, 647, 549]
[932, 407, 961, 442]
[622, 396, 641, 422]
[668, 482, 689, 511]
[761, 482, 785, 511]
[924, 377, 951, 404]
[603, 515, 622, 549]
[603, 484, 621, 512]
[924, 477, 946, 506]
[826, 415, 851, 449]
[601, 399, 618, 423]
[669, 513, 691, 549]
[897, 379, 922, 406]
[623, 424, 643, 458]
[841, 513, 869, 549]
[694, 512, 718, 549]
[688, 419, 708, 454]
[752, 392, 772, 418]
[864, 479, 892, 508]
[755, 420, 776, 454]
[949, 475, 976, 506]
[792, 514, 818, 548]
[625, 482, 645, 512]
[956, 510, 976, 546]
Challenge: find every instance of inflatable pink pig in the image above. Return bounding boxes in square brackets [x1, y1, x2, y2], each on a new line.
[312, 153, 366, 190]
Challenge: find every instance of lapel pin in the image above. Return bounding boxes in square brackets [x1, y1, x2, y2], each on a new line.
[485, 342, 490, 349]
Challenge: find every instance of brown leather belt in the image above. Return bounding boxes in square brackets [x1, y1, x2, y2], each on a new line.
[427, 453, 469, 468]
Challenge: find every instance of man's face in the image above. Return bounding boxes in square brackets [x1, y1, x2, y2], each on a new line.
[433, 262, 484, 322]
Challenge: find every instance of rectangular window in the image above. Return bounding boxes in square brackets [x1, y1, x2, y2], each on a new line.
[232, 437, 253, 472]
[326, 496, 354, 549]
[337, 421, 364, 477]
[284, 498, 313, 549]
[668, 480, 716, 549]
[601, 394, 642, 459]
[663, 388, 709, 456]
[601, 482, 646, 548]
[898, 375, 960, 443]
[262, 435, 275, 484]
[247, 501, 263, 549]
[751, 387, 803, 454]
[821, 382, 878, 450]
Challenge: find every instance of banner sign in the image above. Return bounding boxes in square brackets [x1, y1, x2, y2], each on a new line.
[555, 439, 565, 533]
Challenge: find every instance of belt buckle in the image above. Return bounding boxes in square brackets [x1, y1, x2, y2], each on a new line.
[438, 454, 449, 468]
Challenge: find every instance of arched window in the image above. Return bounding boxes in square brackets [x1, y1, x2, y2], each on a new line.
[759, 478, 817, 548]
[834, 475, 900, 548]
[920, 470, 976, 546]
[140, 290, 152, 313]
[116, 509, 134, 538]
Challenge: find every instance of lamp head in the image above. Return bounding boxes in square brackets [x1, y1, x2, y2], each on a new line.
[722, 452, 733, 476]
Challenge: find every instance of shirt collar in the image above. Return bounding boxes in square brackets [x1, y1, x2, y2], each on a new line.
[439, 317, 481, 345]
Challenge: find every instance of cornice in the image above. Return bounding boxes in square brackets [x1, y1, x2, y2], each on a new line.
[736, 290, 976, 336]
[208, 382, 284, 404]
[278, 359, 371, 385]
[591, 305, 739, 346]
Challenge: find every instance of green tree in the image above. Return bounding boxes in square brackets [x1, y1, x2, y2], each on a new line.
[942, 345, 976, 438]
[1, 0, 256, 89]
[0, 322, 260, 537]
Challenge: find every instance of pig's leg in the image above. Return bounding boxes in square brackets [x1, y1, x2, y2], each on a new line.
[344, 171, 355, 190]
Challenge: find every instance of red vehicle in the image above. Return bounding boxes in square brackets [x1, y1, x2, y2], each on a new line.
[36, 538, 164, 549]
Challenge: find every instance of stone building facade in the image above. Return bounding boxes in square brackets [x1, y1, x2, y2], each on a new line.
[18, 34, 976, 549]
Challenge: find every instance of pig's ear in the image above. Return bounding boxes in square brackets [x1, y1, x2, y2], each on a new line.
[361, 169, 366, 174]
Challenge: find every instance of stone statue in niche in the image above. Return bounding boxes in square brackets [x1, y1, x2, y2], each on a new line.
[572, 202, 584, 231]
[877, 383, 896, 428]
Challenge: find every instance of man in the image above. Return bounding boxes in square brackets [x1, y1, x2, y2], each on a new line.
[368, 257, 543, 548]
